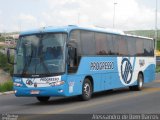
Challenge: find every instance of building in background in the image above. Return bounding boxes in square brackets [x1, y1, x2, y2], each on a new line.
[4, 33, 19, 46]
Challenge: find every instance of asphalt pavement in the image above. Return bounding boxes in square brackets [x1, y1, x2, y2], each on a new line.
[0, 74, 160, 120]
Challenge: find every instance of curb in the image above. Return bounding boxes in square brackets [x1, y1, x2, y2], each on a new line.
[0, 91, 14, 95]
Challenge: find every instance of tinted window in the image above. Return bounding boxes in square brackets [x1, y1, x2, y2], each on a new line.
[127, 37, 136, 56]
[150, 40, 154, 56]
[71, 30, 154, 57]
[107, 34, 114, 55]
[81, 31, 96, 55]
[112, 35, 120, 55]
[144, 39, 150, 56]
[119, 36, 128, 55]
[95, 33, 108, 55]
[136, 38, 144, 56]
[70, 30, 81, 55]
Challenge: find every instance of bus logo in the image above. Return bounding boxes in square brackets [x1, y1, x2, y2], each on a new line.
[26, 79, 34, 86]
[121, 58, 133, 84]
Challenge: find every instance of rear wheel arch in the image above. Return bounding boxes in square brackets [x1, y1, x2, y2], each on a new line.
[138, 71, 144, 79]
[129, 71, 144, 91]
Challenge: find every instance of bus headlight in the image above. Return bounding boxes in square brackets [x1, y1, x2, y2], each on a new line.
[14, 90, 17, 94]
[14, 82, 23, 87]
[51, 81, 65, 86]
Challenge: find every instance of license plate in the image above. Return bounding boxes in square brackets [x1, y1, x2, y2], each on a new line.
[30, 90, 40, 94]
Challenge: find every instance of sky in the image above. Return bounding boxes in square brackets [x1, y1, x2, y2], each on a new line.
[0, 0, 159, 32]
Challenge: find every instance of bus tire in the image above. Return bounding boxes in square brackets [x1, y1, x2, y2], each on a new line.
[37, 97, 50, 102]
[129, 73, 143, 91]
[81, 78, 92, 101]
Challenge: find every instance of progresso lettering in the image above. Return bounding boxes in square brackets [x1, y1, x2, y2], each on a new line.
[90, 61, 114, 71]
[40, 77, 60, 83]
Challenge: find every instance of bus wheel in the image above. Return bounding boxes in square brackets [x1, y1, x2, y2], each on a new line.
[36, 97, 50, 103]
[81, 78, 92, 101]
[136, 73, 143, 90]
[129, 73, 143, 91]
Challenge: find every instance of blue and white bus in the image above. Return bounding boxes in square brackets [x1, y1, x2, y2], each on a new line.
[8, 25, 155, 102]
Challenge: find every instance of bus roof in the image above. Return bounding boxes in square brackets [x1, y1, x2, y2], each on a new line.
[20, 25, 124, 35]
[20, 25, 153, 40]
[125, 33, 153, 40]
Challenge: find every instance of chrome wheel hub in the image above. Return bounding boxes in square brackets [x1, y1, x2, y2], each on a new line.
[84, 83, 91, 97]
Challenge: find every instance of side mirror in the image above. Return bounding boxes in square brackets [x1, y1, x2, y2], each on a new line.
[68, 47, 76, 59]
[67, 40, 77, 48]
[7, 48, 16, 65]
[67, 40, 78, 67]
[68, 47, 76, 67]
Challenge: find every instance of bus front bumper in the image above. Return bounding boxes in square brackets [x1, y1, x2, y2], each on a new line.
[14, 86, 68, 97]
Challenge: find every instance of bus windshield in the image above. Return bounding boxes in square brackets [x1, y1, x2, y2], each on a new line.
[14, 33, 67, 77]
